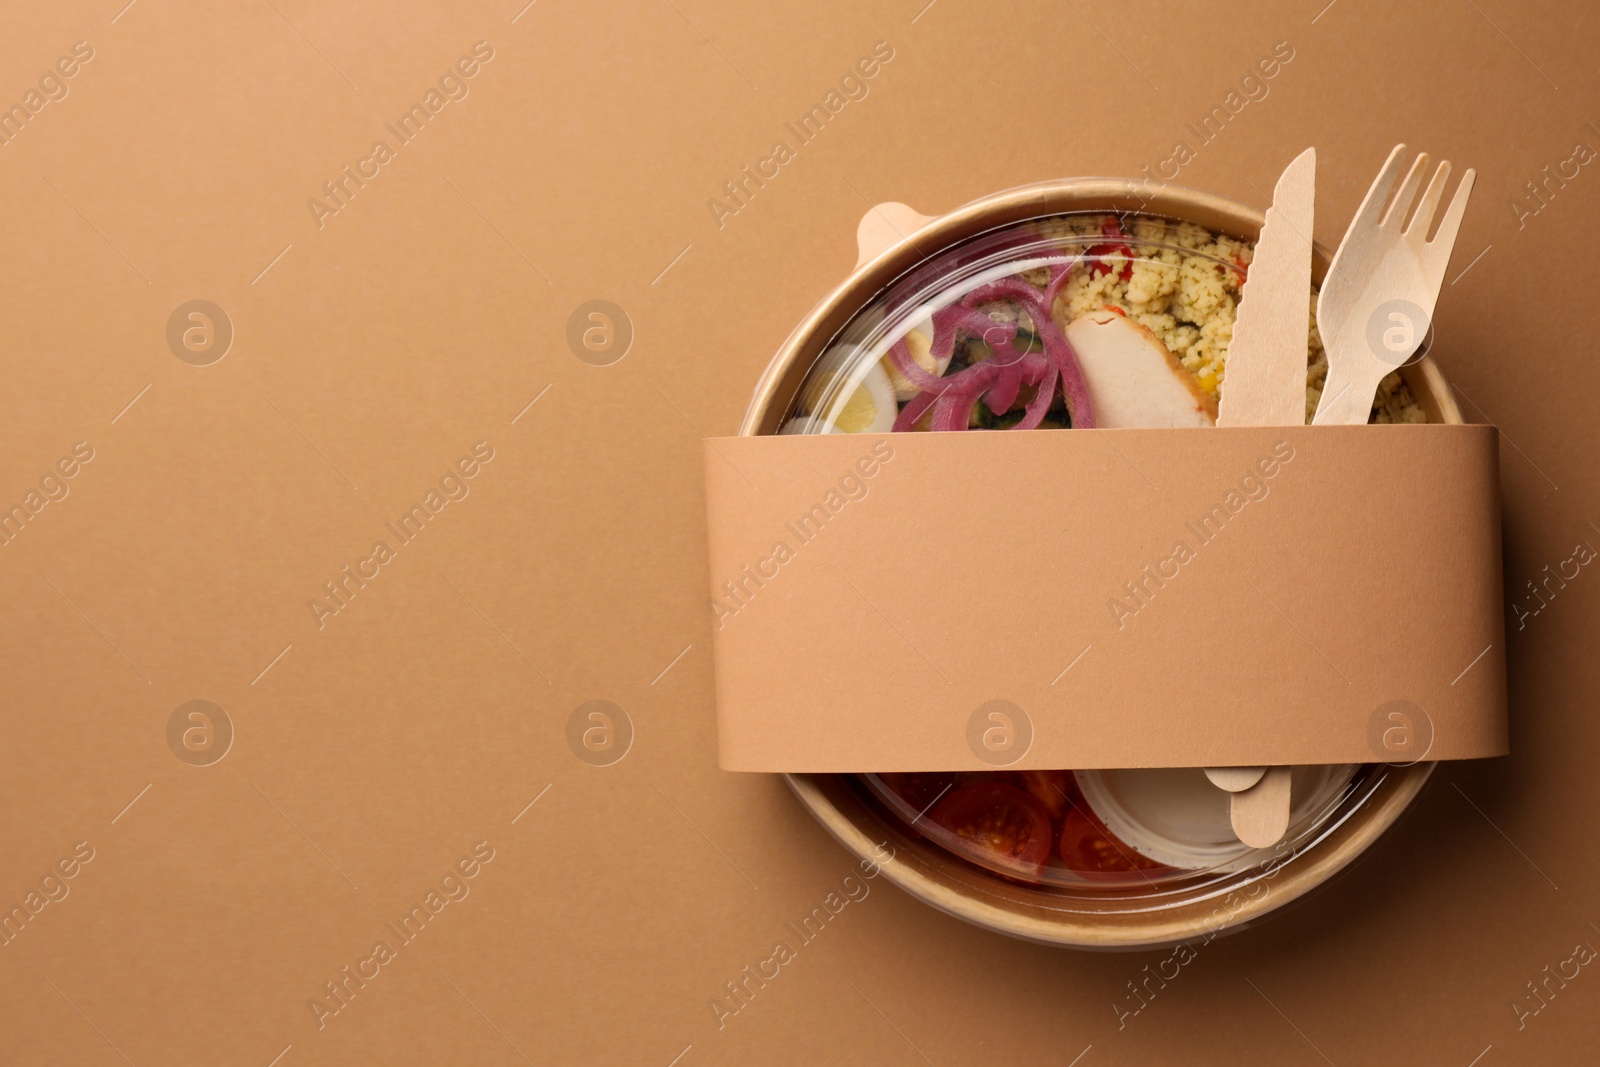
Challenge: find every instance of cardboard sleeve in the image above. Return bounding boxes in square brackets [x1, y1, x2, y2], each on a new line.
[703, 425, 1507, 772]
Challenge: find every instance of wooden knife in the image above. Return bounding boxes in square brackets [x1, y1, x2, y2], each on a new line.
[1216, 146, 1316, 428]
[1211, 147, 1316, 848]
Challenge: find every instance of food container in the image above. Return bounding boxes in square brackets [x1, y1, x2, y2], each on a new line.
[731, 179, 1466, 949]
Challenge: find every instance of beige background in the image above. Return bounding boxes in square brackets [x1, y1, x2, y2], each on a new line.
[0, 0, 1595, 1063]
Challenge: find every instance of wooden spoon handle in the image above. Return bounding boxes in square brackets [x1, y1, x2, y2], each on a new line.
[1230, 766, 1292, 848]
[1205, 766, 1267, 792]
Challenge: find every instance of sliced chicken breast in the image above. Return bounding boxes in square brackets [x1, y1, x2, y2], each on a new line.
[1063, 310, 1217, 428]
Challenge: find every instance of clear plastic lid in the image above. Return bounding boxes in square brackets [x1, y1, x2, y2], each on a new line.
[773, 210, 1428, 895]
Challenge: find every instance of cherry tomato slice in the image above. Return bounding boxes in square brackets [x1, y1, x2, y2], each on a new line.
[1013, 769, 1074, 820]
[929, 781, 1053, 874]
[879, 772, 957, 813]
[1059, 805, 1168, 879]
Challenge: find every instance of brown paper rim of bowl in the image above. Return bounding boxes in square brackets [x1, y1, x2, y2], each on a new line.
[787, 765, 1432, 949]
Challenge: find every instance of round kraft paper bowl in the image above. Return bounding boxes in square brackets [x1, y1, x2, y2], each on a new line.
[739, 178, 1458, 950]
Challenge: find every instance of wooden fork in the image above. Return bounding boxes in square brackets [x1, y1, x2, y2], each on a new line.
[1311, 145, 1476, 425]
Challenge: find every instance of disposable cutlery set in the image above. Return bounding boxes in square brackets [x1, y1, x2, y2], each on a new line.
[1210, 144, 1476, 846]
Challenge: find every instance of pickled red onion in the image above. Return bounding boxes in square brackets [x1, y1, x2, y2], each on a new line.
[892, 388, 939, 432]
[1013, 364, 1058, 430]
[878, 256, 1097, 430]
